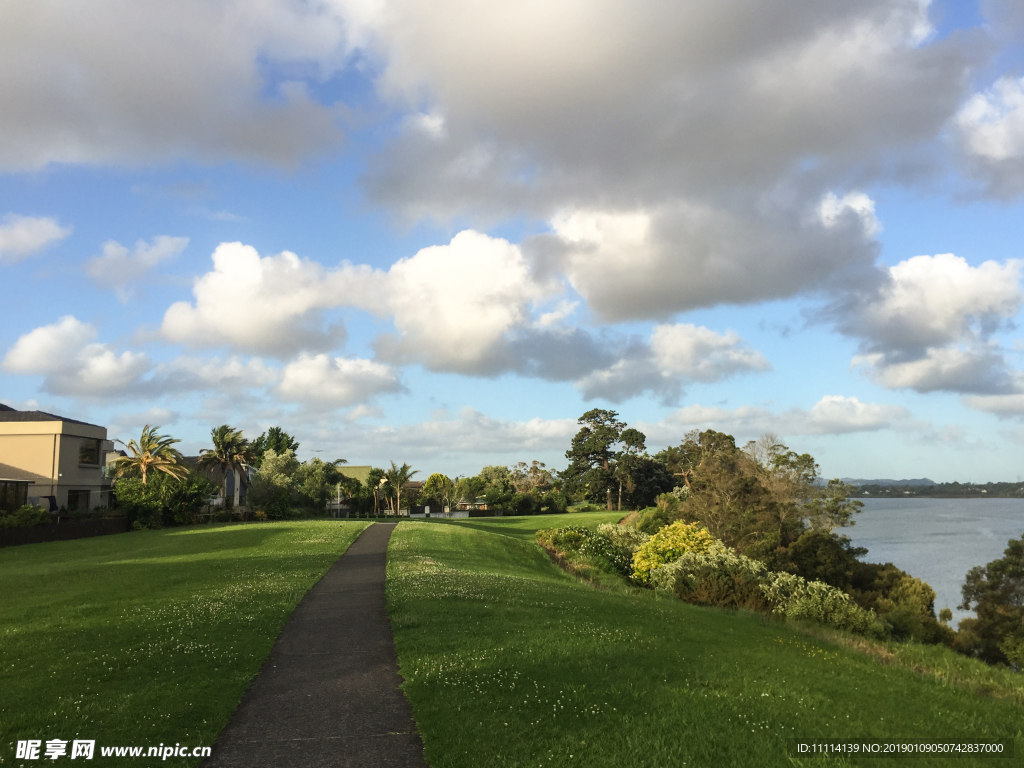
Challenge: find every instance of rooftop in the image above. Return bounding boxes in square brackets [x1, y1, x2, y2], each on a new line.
[0, 408, 104, 429]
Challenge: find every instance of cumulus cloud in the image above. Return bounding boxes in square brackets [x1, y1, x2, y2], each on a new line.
[86, 235, 189, 301]
[2, 316, 151, 397]
[534, 199, 880, 322]
[651, 324, 770, 381]
[161, 242, 380, 356]
[956, 75, 1024, 195]
[828, 253, 1024, 394]
[364, 0, 966, 212]
[375, 230, 552, 372]
[277, 354, 403, 407]
[575, 323, 770, 404]
[0, 214, 71, 264]
[152, 356, 281, 395]
[643, 395, 911, 442]
[962, 392, 1024, 419]
[0, 1, 353, 170]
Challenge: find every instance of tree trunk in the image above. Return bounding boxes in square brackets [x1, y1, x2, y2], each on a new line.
[233, 467, 241, 515]
[618, 482, 622, 512]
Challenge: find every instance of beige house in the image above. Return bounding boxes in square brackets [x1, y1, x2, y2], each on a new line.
[0, 405, 114, 512]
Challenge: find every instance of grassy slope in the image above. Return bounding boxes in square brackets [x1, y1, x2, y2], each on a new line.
[1, 521, 368, 767]
[387, 514, 1022, 768]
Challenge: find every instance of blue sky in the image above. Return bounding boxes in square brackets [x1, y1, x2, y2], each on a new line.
[2, 0, 1024, 481]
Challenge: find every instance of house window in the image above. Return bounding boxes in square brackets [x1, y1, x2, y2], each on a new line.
[0, 481, 29, 512]
[67, 489, 91, 512]
[79, 438, 100, 466]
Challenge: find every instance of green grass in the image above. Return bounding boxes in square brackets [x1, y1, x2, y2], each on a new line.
[421, 510, 625, 542]
[1, 520, 369, 766]
[386, 520, 1023, 767]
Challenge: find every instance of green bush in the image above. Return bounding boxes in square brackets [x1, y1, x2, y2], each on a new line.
[596, 522, 649, 554]
[651, 546, 886, 638]
[0, 504, 51, 529]
[114, 472, 214, 528]
[536, 526, 633, 575]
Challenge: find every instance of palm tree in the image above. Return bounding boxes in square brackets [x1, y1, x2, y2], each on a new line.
[196, 425, 253, 513]
[383, 461, 418, 516]
[113, 425, 187, 484]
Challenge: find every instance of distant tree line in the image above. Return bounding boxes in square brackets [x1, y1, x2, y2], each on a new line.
[850, 481, 1024, 498]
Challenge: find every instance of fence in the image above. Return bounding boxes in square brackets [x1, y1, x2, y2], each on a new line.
[0, 517, 129, 548]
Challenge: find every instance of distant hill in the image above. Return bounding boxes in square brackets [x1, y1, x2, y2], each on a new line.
[840, 478, 936, 487]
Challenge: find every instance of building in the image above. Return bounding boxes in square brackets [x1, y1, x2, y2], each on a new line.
[0, 405, 114, 512]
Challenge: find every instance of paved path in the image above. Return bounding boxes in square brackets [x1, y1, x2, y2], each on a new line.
[204, 523, 428, 768]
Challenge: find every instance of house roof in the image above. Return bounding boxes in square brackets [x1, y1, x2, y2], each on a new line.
[0, 408, 104, 429]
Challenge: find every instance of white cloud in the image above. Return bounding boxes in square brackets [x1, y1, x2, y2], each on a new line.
[2, 316, 151, 397]
[541, 201, 879, 322]
[956, 75, 1024, 195]
[161, 241, 380, 356]
[277, 354, 403, 407]
[650, 323, 770, 381]
[0, 214, 71, 264]
[818, 192, 881, 237]
[644, 395, 911, 442]
[852, 346, 1017, 394]
[962, 392, 1024, 419]
[0, 1, 351, 170]
[152, 356, 281, 395]
[958, 76, 1024, 161]
[830, 253, 1024, 394]
[376, 230, 552, 372]
[848, 254, 1022, 349]
[86, 235, 189, 301]
[575, 323, 770, 404]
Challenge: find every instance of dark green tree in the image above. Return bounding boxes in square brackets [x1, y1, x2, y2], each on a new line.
[563, 409, 626, 510]
[196, 425, 253, 513]
[250, 427, 300, 468]
[955, 535, 1024, 665]
[613, 427, 647, 511]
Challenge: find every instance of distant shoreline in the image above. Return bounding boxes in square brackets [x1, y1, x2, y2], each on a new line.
[849, 484, 1024, 500]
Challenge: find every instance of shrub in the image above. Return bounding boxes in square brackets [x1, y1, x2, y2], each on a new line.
[253, 510, 268, 522]
[652, 546, 886, 638]
[632, 520, 718, 584]
[650, 544, 772, 611]
[597, 523, 649, 554]
[536, 526, 633, 575]
[0, 504, 51, 529]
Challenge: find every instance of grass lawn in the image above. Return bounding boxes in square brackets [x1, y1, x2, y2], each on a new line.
[1, 520, 368, 766]
[387, 514, 1023, 767]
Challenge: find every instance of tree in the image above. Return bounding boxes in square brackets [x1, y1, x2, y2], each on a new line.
[294, 458, 348, 510]
[454, 476, 486, 507]
[112, 425, 188, 485]
[422, 473, 456, 514]
[248, 449, 299, 518]
[196, 425, 253, 514]
[563, 409, 626, 510]
[250, 427, 299, 468]
[955, 535, 1024, 665]
[510, 461, 553, 494]
[478, 465, 515, 495]
[613, 428, 647, 511]
[382, 461, 418, 515]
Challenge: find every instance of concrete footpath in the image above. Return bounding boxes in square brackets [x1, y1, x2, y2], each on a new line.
[204, 522, 428, 768]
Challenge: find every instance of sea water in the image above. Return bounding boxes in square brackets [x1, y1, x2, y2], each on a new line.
[843, 498, 1024, 626]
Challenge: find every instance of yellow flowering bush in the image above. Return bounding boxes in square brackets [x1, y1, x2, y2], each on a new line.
[631, 521, 718, 584]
